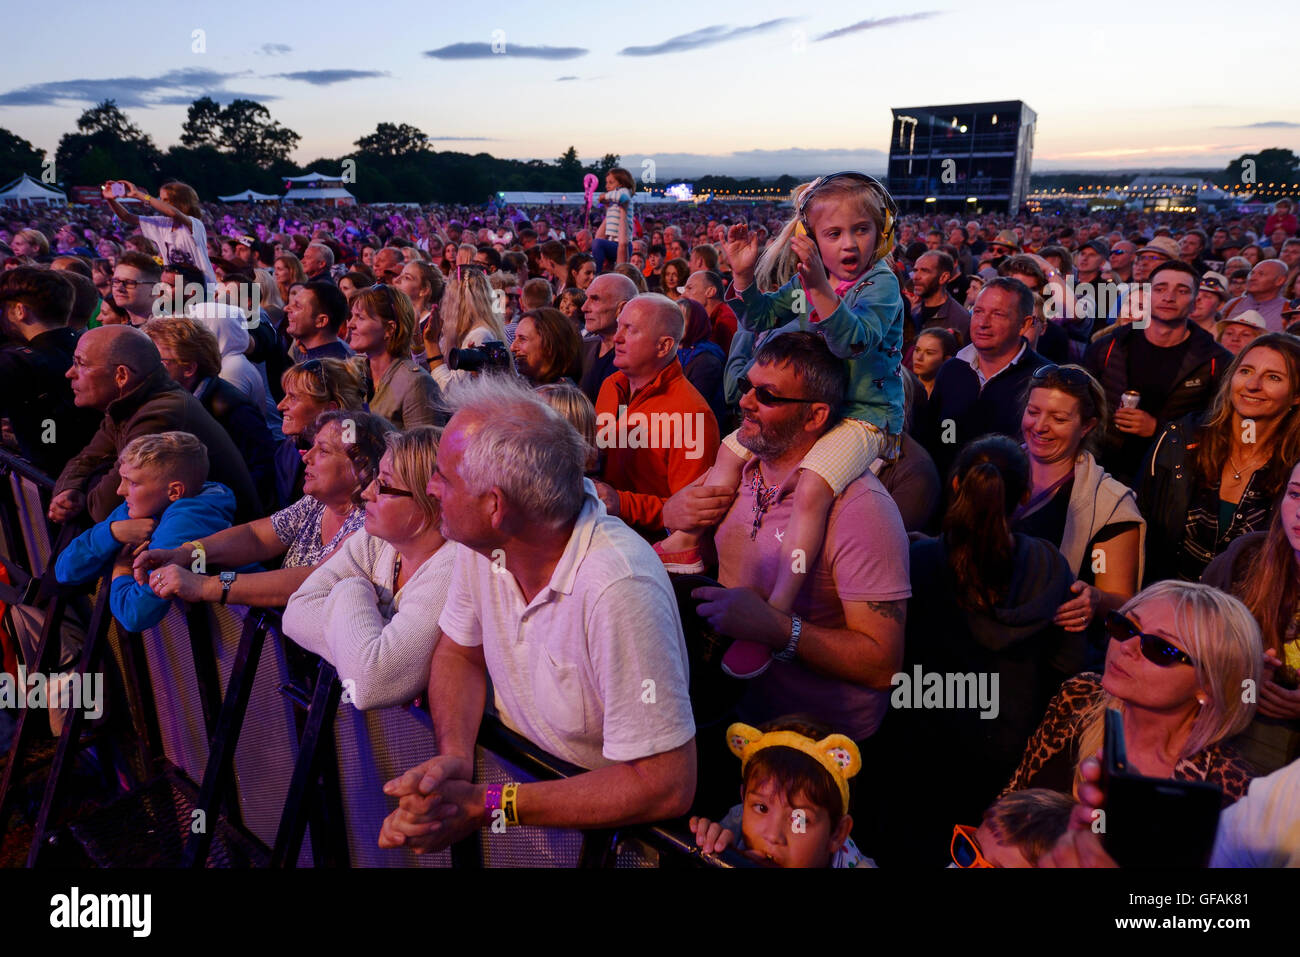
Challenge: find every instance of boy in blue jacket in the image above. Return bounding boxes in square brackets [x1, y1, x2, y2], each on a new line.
[56, 430, 236, 633]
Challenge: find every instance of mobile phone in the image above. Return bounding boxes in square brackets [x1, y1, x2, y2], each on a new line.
[110, 182, 126, 198]
[1101, 708, 1222, 868]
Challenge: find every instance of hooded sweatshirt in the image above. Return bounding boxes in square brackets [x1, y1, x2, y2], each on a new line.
[901, 533, 1076, 825]
[188, 301, 283, 438]
[56, 481, 238, 632]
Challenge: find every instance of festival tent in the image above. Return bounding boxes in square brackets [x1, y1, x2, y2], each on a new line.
[217, 189, 281, 202]
[0, 173, 67, 207]
[282, 171, 356, 206]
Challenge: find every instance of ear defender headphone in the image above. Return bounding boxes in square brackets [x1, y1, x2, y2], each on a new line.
[796, 171, 898, 264]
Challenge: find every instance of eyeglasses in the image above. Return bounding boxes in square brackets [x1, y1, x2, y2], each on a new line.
[951, 824, 993, 868]
[737, 376, 820, 407]
[110, 278, 141, 290]
[372, 481, 413, 498]
[1103, 611, 1195, 668]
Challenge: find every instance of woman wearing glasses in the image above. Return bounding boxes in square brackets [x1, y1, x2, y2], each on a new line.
[1014, 364, 1145, 640]
[1139, 333, 1300, 583]
[1005, 580, 1260, 804]
[1202, 459, 1300, 775]
[282, 427, 453, 710]
[348, 284, 443, 429]
[134, 411, 392, 609]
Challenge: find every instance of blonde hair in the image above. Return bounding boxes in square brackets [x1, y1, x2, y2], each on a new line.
[438, 270, 506, 356]
[1075, 581, 1262, 791]
[14, 228, 50, 257]
[118, 430, 208, 492]
[280, 356, 367, 409]
[535, 381, 597, 470]
[385, 426, 442, 536]
[254, 268, 283, 310]
[754, 178, 894, 293]
[142, 317, 221, 381]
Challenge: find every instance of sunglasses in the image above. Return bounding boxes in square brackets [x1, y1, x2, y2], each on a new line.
[1103, 611, 1195, 668]
[951, 824, 993, 868]
[1030, 363, 1095, 389]
[737, 376, 820, 407]
[372, 481, 413, 498]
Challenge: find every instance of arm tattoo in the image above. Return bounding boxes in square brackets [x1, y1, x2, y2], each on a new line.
[866, 599, 905, 625]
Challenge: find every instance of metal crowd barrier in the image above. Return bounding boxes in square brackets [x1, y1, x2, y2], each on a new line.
[0, 447, 748, 868]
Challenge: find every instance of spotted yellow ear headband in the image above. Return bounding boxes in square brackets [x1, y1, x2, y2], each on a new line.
[726, 722, 861, 817]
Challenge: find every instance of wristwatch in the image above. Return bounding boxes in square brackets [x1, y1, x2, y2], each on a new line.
[773, 614, 803, 663]
[218, 571, 237, 605]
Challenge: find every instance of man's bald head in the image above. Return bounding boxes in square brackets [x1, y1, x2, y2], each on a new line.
[590, 272, 638, 306]
[89, 324, 162, 380]
[625, 293, 685, 344]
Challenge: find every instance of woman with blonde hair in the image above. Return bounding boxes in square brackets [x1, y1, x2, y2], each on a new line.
[283, 426, 456, 710]
[427, 267, 509, 389]
[276, 356, 368, 503]
[348, 284, 442, 429]
[1005, 580, 1261, 804]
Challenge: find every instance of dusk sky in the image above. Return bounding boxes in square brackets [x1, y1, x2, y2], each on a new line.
[2, 0, 1296, 180]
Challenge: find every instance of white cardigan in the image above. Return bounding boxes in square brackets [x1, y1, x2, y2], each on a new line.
[282, 532, 456, 710]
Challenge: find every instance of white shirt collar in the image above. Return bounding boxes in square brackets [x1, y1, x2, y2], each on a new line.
[956, 339, 1028, 389]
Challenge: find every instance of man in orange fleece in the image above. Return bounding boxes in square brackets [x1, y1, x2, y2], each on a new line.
[593, 294, 720, 535]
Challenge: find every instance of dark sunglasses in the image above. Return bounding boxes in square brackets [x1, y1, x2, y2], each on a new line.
[1030, 363, 1095, 389]
[372, 481, 413, 498]
[1103, 611, 1195, 668]
[737, 376, 820, 407]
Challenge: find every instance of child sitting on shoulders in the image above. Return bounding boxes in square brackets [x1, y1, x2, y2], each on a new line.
[690, 716, 874, 868]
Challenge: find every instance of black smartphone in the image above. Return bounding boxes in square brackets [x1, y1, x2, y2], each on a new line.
[1101, 708, 1222, 868]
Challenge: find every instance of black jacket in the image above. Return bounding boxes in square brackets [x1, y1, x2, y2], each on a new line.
[1137, 413, 1283, 585]
[914, 341, 1047, 478]
[1084, 323, 1230, 483]
[0, 328, 102, 479]
[195, 376, 281, 513]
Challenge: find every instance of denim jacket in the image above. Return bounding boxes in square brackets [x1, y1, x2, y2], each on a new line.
[737, 260, 906, 434]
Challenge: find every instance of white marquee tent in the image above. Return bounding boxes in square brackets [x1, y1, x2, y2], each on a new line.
[0, 173, 67, 207]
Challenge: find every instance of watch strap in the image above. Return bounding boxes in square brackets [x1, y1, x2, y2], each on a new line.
[774, 614, 802, 663]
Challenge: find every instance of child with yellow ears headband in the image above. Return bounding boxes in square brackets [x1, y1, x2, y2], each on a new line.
[689, 718, 876, 868]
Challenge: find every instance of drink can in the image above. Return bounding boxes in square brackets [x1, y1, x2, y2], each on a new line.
[1121, 391, 1141, 410]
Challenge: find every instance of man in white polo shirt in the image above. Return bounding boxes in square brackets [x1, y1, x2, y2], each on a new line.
[379, 375, 696, 853]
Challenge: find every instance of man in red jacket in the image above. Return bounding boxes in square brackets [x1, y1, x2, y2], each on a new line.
[593, 294, 720, 535]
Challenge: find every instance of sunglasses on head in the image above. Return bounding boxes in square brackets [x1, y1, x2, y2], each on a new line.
[1030, 363, 1095, 389]
[1103, 611, 1195, 668]
[951, 824, 993, 868]
[737, 376, 820, 407]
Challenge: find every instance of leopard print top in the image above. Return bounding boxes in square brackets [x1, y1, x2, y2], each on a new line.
[1003, 673, 1254, 806]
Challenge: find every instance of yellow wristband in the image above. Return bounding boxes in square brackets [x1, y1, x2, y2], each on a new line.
[502, 782, 520, 826]
[184, 540, 206, 570]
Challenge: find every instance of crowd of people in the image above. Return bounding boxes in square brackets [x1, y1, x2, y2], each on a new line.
[1, 169, 1298, 868]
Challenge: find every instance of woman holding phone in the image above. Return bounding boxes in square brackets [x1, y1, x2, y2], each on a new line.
[1004, 580, 1260, 805]
[102, 179, 216, 283]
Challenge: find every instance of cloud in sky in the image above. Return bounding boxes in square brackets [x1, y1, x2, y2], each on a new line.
[813, 12, 944, 41]
[0, 68, 266, 107]
[423, 42, 587, 60]
[556, 76, 579, 82]
[620, 18, 799, 56]
[259, 43, 292, 56]
[271, 69, 389, 86]
[1218, 120, 1300, 129]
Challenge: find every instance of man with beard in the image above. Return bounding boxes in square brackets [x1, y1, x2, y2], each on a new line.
[908, 250, 970, 349]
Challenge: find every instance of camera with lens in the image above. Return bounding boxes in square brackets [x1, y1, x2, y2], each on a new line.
[447, 340, 511, 373]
